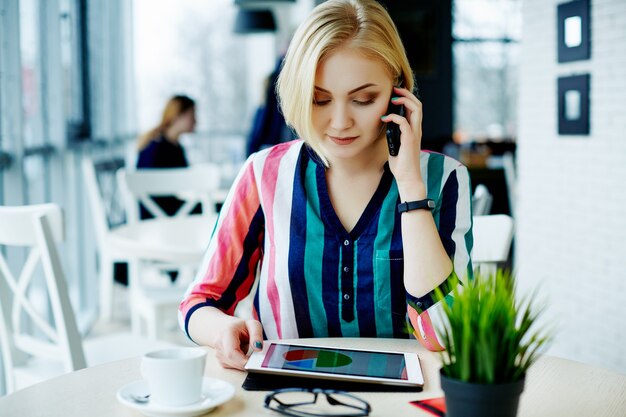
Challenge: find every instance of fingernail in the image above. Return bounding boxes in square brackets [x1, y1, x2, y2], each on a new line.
[391, 97, 400, 101]
[380, 115, 387, 120]
[254, 341, 263, 349]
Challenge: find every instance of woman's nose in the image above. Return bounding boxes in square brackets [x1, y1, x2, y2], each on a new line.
[329, 104, 353, 131]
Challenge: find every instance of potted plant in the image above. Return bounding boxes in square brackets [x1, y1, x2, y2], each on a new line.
[434, 269, 551, 417]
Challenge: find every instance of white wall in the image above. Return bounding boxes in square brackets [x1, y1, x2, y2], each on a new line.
[517, 0, 626, 373]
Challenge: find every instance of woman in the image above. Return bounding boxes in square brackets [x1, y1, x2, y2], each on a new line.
[136, 94, 196, 218]
[179, 0, 473, 370]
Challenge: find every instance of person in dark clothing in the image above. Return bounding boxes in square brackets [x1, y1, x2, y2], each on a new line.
[136, 95, 198, 283]
[246, 58, 296, 156]
[136, 95, 196, 218]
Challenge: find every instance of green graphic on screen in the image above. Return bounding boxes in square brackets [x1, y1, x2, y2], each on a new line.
[283, 349, 353, 369]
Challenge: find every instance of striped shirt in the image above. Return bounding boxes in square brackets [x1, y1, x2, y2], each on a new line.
[179, 140, 473, 351]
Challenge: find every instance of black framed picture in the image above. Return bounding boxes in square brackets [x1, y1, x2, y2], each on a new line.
[558, 74, 590, 135]
[557, 0, 590, 62]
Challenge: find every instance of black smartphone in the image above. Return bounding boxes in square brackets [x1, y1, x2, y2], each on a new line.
[385, 95, 405, 156]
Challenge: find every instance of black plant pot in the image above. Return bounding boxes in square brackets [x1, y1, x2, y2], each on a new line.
[440, 370, 525, 417]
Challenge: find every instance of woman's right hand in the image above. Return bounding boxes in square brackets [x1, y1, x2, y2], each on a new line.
[187, 306, 265, 370]
[213, 318, 264, 370]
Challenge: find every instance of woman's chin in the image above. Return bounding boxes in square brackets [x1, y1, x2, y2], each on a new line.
[321, 142, 360, 160]
[324, 135, 387, 159]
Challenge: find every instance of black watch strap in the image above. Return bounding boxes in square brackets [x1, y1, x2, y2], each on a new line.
[397, 199, 435, 213]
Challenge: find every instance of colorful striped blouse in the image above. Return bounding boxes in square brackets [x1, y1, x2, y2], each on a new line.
[179, 140, 473, 351]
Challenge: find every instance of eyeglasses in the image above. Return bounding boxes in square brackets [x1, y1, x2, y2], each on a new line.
[264, 388, 371, 417]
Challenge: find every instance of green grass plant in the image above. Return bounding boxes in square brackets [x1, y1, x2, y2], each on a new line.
[435, 269, 551, 384]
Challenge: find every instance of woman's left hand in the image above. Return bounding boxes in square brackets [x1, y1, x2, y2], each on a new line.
[381, 86, 425, 196]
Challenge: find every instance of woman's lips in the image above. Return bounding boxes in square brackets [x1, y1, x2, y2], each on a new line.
[328, 135, 358, 145]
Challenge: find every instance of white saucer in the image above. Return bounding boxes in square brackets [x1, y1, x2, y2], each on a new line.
[117, 377, 235, 417]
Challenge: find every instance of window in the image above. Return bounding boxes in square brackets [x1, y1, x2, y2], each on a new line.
[20, 0, 45, 148]
[133, 0, 277, 164]
[60, 0, 88, 140]
[453, 0, 521, 141]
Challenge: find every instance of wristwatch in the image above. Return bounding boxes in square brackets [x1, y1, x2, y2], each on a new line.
[397, 199, 435, 213]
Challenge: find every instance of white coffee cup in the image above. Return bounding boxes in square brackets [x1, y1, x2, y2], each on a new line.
[141, 347, 207, 407]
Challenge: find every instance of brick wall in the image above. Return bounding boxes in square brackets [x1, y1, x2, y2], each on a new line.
[517, 0, 626, 373]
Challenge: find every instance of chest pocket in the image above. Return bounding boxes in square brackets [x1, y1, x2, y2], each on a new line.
[373, 250, 404, 314]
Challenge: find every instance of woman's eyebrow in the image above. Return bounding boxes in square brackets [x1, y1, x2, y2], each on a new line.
[314, 83, 378, 95]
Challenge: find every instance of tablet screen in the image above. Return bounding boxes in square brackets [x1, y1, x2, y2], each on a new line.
[261, 343, 408, 380]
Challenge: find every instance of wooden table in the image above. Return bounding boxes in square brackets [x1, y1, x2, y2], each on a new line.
[1, 338, 625, 416]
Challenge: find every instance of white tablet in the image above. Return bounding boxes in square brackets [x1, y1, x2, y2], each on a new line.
[245, 341, 424, 387]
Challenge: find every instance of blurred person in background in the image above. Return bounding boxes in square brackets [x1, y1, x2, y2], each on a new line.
[246, 57, 296, 156]
[136, 94, 196, 218]
[136, 94, 198, 283]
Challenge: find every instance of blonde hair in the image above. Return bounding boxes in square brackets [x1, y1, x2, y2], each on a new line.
[277, 0, 414, 165]
[137, 95, 195, 151]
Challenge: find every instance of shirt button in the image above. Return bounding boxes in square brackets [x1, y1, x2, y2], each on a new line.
[343, 294, 350, 300]
[343, 240, 350, 246]
[343, 267, 350, 273]
[416, 302, 423, 308]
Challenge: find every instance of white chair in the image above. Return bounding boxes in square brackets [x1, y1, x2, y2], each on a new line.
[82, 158, 129, 322]
[472, 184, 493, 216]
[119, 164, 220, 223]
[471, 214, 514, 278]
[117, 165, 220, 339]
[0, 204, 175, 394]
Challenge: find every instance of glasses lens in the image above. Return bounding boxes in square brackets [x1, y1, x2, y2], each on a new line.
[272, 390, 318, 407]
[324, 392, 370, 415]
[266, 389, 370, 417]
[325, 392, 368, 410]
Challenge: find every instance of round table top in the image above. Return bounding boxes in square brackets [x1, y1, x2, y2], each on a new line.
[1, 338, 625, 416]
[108, 215, 216, 264]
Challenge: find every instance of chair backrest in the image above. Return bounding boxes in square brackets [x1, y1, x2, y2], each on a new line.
[472, 184, 493, 216]
[117, 164, 220, 223]
[82, 157, 126, 230]
[82, 158, 111, 250]
[502, 152, 517, 218]
[471, 214, 514, 277]
[0, 204, 86, 394]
